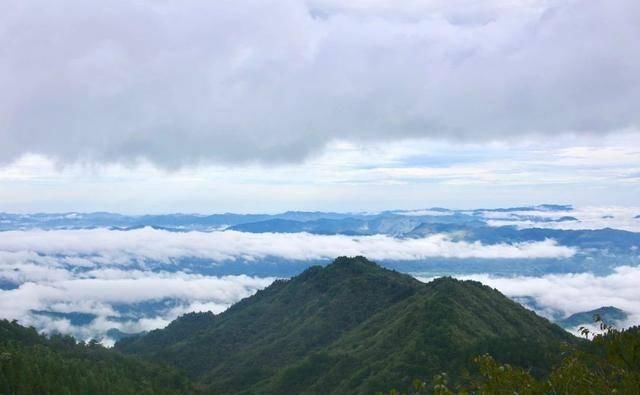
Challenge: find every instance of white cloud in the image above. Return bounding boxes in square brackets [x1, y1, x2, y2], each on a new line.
[0, 226, 577, 341]
[482, 206, 640, 232]
[1, 0, 638, 167]
[1, 271, 274, 343]
[0, 228, 576, 265]
[0, 272, 273, 317]
[2, 133, 639, 213]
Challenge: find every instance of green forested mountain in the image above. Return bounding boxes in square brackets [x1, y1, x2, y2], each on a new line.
[0, 319, 196, 395]
[3, 256, 639, 394]
[116, 256, 576, 394]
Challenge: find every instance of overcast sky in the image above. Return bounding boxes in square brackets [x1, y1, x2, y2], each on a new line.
[1, 0, 638, 212]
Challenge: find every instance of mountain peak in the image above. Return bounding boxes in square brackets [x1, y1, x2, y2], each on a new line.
[293, 256, 423, 293]
[298, 256, 377, 277]
[332, 255, 373, 266]
[297, 255, 405, 278]
[325, 255, 386, 274]
[117, 256, 575, 395]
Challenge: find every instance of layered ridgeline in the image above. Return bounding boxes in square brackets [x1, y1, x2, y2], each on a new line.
[558, 306, 628, 329]
[116, 256, 575, 394]
[0, 320, 195, 394]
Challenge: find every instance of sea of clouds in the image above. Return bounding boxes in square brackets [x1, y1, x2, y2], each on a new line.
[0, 227, 576, 343]
[0, 224, 636, 343]
[0, 227, 576, 263]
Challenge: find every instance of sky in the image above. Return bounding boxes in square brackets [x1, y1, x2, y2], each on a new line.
[1, 0, 639, 212]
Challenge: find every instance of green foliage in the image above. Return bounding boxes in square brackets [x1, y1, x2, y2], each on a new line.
[380, 318, 640, 395]
[117, 256, 575, 394]
[0, 319, 197, 395]
[3, 257, 637, 395]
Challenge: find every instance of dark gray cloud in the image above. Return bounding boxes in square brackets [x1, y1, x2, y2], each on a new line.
[1, 0, 639, 167]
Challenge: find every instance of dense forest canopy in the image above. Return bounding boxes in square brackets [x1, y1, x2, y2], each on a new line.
[0, 319, 196, 395]
[115, 257, 575, 394]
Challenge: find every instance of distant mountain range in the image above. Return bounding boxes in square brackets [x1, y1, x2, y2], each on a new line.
[115, 257, 576, 394]
[0, 205, 574, 231]
[558, 306, 628, 329]
[4, 205, 640, 237]
[2, 208, 639, 276]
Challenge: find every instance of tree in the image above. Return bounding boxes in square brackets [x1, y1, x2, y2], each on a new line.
[379, 318, 640, 395]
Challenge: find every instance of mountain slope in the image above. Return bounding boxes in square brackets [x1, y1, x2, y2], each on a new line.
[116, 256, 576, 394]
[0, 319, 196, 395]
[117, 257, 421, 384]
[260, 277, 574, 395]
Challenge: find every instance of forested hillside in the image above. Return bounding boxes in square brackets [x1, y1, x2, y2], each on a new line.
[0, 320, 196, 395]
[381, 323, 640, 394]
[116, 256, 576, 394]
